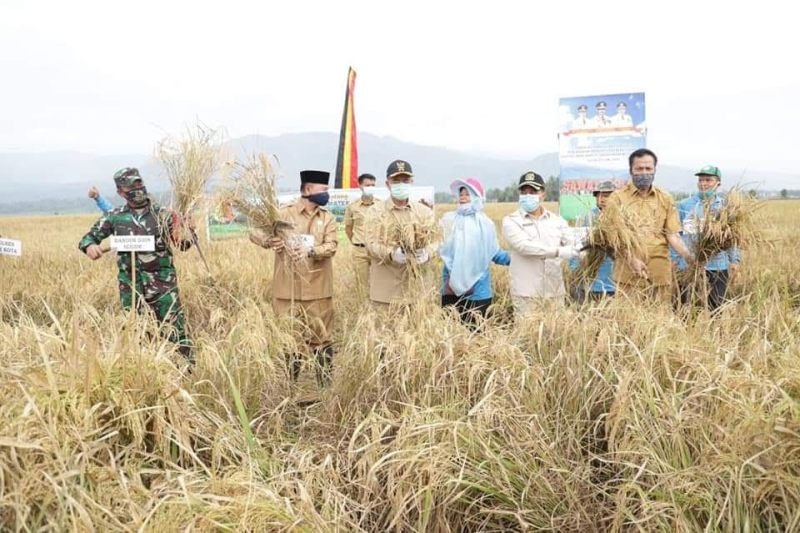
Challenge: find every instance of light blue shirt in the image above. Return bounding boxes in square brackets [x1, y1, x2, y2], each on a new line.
[672, 193, 741, 272]
[441, 250, 510, 301]
[568, 208, 615, 293]
[94, 195, 114, 215]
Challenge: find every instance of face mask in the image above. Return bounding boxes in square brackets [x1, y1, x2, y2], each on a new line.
[519, 194, 540, 213]
[632, 173, 655, 190]
[697, 188, 717, 199]
[390, 182, 411, 201]
[457, 203, 476, 216]
[456, 194, 483, 216]
[124, 186, 149, 207]
[362, 186, 376, 199]
[303, 192, 330, 206]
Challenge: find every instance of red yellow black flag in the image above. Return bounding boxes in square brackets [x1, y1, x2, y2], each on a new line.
[334, 67, 358, 189]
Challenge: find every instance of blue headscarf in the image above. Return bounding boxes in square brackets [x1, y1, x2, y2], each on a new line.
[439, 180, 500, 296]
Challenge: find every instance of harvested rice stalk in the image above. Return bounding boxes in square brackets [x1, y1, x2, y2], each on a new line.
[225, 154, 309, 273]
[155, 124, 223, 277]
[375, 211, 440, 271]
[156, 123, 222, 243]
[572, 205, 647, 287]
[690, 190, 760, 265]
[226, 154, 294, 239]
[679, 189, 762, 291]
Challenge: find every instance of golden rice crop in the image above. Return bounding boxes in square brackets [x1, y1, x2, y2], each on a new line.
[0, 200, 799, 531]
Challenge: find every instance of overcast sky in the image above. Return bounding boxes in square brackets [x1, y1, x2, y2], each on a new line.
[2, 0, 799, 174]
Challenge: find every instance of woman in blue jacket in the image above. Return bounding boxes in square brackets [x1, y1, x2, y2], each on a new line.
[439, 177, 510, 327]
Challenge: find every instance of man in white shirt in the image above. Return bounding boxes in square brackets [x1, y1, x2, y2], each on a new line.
[502, 171, 578, 316]
[611, 101, 633, 127]
[571, 104, 591, 130]
[592, 101, 612, 128]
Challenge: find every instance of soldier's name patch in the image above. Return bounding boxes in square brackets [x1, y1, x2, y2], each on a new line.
[111, 235, 156, 252]
[0, 238, 22, 257]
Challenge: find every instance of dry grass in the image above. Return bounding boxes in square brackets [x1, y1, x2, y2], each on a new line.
[224, 154, 287, 236]
[679, 191, 765, 302]
[155, 123, 223, 240]
[1, 200, 799, 531]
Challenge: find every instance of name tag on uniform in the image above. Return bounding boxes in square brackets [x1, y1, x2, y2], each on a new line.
[289, 234, 315, 250]
[111, 235, 155, 252]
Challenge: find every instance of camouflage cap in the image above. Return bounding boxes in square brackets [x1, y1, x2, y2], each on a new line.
[593, 180, 616, 194]
[113, 167, 142, 188]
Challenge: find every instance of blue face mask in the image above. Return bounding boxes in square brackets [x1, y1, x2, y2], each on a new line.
[362, 186, 376, 198]
[303, 191, 330, 206]
[519, 194, 540, 213]
[390, 182, 411, 201]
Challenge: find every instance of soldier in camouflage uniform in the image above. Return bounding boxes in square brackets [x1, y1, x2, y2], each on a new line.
[78, 167, 194, 365]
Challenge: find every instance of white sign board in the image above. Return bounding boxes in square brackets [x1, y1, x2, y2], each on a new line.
[0, 238, 22, 256]
[110, 235, 155, 252]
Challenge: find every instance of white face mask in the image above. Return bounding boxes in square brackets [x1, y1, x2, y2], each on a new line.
[390, 182, 411, 201]
[519, 194, 540, 213]
[362, 186, 376, 198]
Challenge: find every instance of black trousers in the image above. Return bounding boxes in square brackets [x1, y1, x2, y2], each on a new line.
[441, 295, 492, 328]
[679, 269, 730, 311]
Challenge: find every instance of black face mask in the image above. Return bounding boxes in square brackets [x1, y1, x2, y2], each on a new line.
[124, 186, 149, 207]
[303, 191, 330, 207]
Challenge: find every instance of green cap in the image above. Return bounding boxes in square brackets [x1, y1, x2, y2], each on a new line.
[694, 165, 721, 180]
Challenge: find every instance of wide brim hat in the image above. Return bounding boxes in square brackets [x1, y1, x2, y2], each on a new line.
[449, 177, 485, 199]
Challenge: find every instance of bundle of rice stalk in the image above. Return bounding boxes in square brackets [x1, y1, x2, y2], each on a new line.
[155, 123, 223, 242]
[573, 206, 647, 287]
[679, 190, 762, 293]
[226, 154, 288, 236]
[691, 190, 760, 265]
[375, 212, 440, 275]
[224, 154, 313, 276]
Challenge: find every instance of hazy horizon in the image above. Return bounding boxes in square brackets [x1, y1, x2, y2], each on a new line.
[2, 1, 799, 176]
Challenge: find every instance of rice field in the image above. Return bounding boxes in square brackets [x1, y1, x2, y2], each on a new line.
[1, 199, 799, 532]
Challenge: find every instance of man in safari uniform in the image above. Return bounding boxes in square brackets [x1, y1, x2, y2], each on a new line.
[364, 160, 437, 308]
[344, 172, 378, 294]
[251, 170, 338, 384]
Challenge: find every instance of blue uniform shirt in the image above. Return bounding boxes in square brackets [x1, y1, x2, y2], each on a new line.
[441, 250, 510, 301]
[672, 193, 741, 272]
[568, 208, 615, 293]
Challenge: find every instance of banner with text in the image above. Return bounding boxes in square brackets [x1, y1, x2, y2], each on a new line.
[558, 92, 646, 221]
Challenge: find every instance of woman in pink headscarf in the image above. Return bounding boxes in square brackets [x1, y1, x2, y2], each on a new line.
[439, 177, 510, 326]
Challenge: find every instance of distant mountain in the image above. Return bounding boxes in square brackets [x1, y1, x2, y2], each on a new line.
[0, 132, 796, 214]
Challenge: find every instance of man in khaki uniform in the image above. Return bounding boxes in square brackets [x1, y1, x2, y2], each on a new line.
[364, 160, 437, 307]
[251, 169, 338, 383]
[605, 148, 693, 304]
[344, 173, 377, 293]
